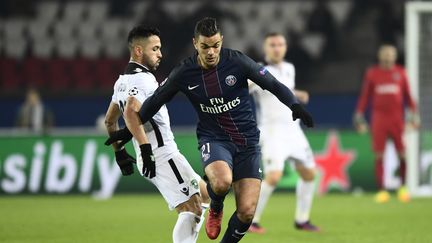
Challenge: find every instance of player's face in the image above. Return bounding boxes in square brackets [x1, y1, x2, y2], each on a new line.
[264, 35, 287, 64]
[193, 33, 223, 69]
[378, 46, 397, 68]
[140, 35, 162, 71]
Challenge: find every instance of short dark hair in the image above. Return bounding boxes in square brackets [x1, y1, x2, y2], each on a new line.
[127, 26, 160, 45]
[194, 17, 221, 38]
[264, 32, 284, 40]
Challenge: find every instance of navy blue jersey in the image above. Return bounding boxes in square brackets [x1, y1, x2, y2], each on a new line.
[139, 48, 299, 146]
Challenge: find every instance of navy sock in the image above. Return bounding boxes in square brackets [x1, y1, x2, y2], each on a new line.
[220, 212, 251, 243]
[207, 183, 227, 213]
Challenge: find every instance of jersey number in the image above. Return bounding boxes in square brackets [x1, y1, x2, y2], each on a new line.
[119, 100, 127, 113]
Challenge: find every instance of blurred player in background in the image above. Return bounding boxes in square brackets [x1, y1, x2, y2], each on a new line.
[106, 17, 314, 242]
[15, 88, 54, 134]
[354, 44, 419, 203]
[249, 32, 319, 233]
[104, 26, 209, 243]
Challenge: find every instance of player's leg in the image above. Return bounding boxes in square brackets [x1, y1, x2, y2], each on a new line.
[200, 142, 235, 239]
[294, 162, 319, 231]
[250, 131, 286, 233]
[220, 178, 261, 243]
[249, 164, 283, 234]
[391, 123, 410, 202]
[220, 144, 261, 242]
[371, 121, 390, 203]
[173, 193, 203, 243]
[148, 152, 205, 243]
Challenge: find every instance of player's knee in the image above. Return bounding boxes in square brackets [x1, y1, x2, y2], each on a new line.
[300, 168, 315, 182]
[176, 194, 202, 216]
[265, 171, 282, 186]
[211, 178, 231, 195]
[236, 205, 256, 223]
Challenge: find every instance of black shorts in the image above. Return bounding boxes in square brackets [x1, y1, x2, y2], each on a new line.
[199, 141, 262, 181]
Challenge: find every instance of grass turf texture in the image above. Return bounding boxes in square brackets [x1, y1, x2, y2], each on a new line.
[1, 193, 431, 243]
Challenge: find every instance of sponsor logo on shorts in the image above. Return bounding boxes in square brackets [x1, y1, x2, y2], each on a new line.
[180, 186, 189, 196]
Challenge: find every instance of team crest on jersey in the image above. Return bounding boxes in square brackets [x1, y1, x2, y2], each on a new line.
[190, 179, 198, 190]
[118, 83, 126, 92]
[134, 67, 142, 73]
[128, 87, 139, 96]
[392, 72, 401, 81]
[225, 75, 237, 86]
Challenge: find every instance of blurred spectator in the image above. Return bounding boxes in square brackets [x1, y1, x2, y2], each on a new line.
[306, 0, 339, 60]
[15, 88, 54, 134]
[375, 0, 403, 45]
[285, 31, 314, 85]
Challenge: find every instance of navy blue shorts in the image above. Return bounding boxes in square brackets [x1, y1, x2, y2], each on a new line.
[199, 141, 262, 181]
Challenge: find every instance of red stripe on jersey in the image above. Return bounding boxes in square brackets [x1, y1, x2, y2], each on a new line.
[202, 68, 246, 146]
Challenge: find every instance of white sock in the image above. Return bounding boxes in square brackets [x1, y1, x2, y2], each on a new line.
[295, 179, 315, 223]
[253, 181, 275, 223]
[173, 212, 199, 243]
[193, 203, 209, 241]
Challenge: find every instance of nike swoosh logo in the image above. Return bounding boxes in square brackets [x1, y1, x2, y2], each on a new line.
[234, 229, 246, 235]
[188, 84, 200, 90]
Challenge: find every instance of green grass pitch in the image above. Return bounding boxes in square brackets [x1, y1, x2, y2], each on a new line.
[1, 193, 431, 243]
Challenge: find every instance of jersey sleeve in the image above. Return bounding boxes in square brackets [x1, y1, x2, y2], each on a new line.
[356, 68, 373, 113]
[111, 81, 119, 105]
[128, 73, 157, 105]
[138, 65, 181, 124]
[236, 51, 299, 107]
[401, 68, 417, 111]
[288, 63, 296, 89]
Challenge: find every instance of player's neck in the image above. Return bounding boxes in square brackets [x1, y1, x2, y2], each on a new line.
[379, 62, 395, 70]
[129, 58, 150, 70]
[197, 55, 219, 70]
[265, 57, 283, 66]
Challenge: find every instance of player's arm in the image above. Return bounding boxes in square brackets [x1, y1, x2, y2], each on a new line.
[138, 67, 181, 124]
[294, 89, 309, 104]
[124, 97, 155, 178]
[401, 69, 420, 128]
[237, 52, 313, 127]
[353, 70, 373, 133]
[105, 69, 180, 147]
[104, 102, 136, 176]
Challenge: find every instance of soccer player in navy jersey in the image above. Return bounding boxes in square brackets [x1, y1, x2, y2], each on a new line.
[106, 17, 313, 242]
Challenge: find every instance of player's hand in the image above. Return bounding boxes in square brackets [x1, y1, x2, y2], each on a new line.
[104, 127, 133, 147]
[406, 110, 420, 130]
[140, 144, 156, 178]
[290, 103, 314, 127]
[115, 148, 136, 176]
[353, 112, 368, 134]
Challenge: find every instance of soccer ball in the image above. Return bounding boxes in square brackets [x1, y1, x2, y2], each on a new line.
[128, 87, 139, 96]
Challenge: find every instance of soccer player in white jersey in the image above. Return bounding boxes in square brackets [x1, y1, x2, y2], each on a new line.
[248, 32, 320, 233]
[104, 26, 209, 243]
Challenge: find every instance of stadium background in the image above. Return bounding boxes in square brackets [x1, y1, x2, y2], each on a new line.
[1, 0, 432, 243]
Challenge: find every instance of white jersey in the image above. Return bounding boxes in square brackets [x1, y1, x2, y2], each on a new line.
[250, 61, 299, 128]
[250, 61, 315, 170]
[111, 62, 178, 163]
